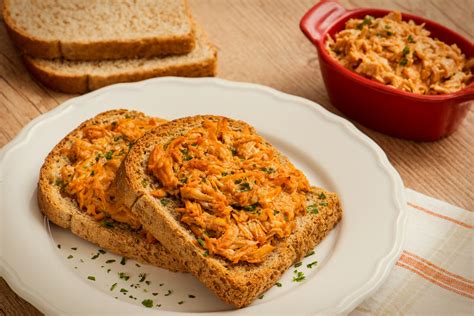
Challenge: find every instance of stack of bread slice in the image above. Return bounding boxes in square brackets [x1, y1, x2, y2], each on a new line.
[2, 0, 217, 93]
[38, 109, 343, 307]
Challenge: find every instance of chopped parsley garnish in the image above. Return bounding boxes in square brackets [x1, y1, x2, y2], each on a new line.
[136, 263, 141, 267]
[67, 255, 73, 259]
[408, 34, 415, 43]
[120, 257, 126, 265]
[221, 172, 228, 177]
[197, 238, 206, 247]
[160, 198, 170, 206]
[402, 46, 410, 56]
[304, 250, 315, 258]
[386, 31, 393, 36]
[259, 295, 264, 299]
[120, 288, 128, 293]
[234, 179, 242, 184]
[260, 167, 275, 174]
[180, 148, 192, 161]
[306, 204, 319, 214]
[319, 192, 326, 199]
[106, 259, 116, 264]
[91, 253, 100, 260]
[118, 272, 130, 281]
[141, 179, 148, 188]
[101, 220, 114, 228]
[55, 179, 65, 188]
[98, 249, 106, 254]
[242, 203, 260, 212]
[385, 25, 391, 29]
[71, 247, 77, 251]
[178, 301, 184, 305]
[239, 182, 251, 192]
[203, 250, 209, 257]
[188, 294, 196, 298]
[319, 202, 328, 207]
[276, 282, 282, 287]
[87, 276, 96, 281]
[357, 16, 373, 30]
[107, 269, 111, 273]
[145, 280, 151, 285]
[159, 283, 164, 287]
[95, 154, 102, 161]
[164, 290, 173, 296]
[231, 147, 238, 156]
[90, 170, 95, 176]
[152, 292, 158, 296]
[294, 262, 302, 268]
[110, 283, 117, 291]
[307, 260, 318, 269]
[273, 210, 280, 216]
[57, 244, 61, 249]
[400, 57, 408, 66]
[292, 270, 305, 282]
[105, 150, 114, 160]
[139, 273, 147, 282]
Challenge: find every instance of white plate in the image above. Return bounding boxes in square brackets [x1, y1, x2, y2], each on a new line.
[0, 77, 407, 315]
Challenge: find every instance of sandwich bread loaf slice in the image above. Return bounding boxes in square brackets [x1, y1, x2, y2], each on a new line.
[23, 26, 217, 93]
[38, 109, 186, 272]
[113, 115, 343, 307]
[3, 0, 195, 60]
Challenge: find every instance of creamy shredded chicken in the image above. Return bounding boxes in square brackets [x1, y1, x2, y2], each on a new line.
[148, 118, 311, 264]
[326, 12, 473, 95]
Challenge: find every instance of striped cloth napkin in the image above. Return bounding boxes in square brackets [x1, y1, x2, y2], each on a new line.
[352, 188, 473, 315]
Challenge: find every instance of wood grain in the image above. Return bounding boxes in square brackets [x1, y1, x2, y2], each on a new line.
[0, 0, 472, 315]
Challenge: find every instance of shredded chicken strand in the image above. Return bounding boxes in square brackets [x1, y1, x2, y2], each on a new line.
[326, 11, 473, 95]
[148, 118, 311, 264]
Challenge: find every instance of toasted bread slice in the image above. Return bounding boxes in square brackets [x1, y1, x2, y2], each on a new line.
[22, 26, 217, 94]
[38, 109, 186, 272]
[3, 0, 195, 60]
[114, 115, 343, 307]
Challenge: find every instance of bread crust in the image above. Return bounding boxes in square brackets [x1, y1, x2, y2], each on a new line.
[37, 109, 187, 272]
[116, 115, 343, 307]
[2, 0, 195, 60]
[22, 44, 217, 94]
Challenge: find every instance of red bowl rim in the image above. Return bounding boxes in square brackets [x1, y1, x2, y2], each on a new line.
[312, 7, 474, 101]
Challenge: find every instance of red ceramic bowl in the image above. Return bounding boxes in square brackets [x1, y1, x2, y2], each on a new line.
[300, 0, 474, 141]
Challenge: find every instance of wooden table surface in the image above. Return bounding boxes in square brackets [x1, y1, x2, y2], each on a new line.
[1, 0, 472, 314]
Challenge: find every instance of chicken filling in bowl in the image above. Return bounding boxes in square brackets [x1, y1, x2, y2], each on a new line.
[326, 11, 473, 95]
[148, 118, 311, 264]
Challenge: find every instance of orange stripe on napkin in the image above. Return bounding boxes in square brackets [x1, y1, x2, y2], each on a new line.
[396, 261, 473, 300]
[403, 251, 474, 285]
[407, 202, 473, 229]
[397, 252, 474, 299]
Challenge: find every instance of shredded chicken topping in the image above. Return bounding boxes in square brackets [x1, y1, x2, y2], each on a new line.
[148, 118, 311, 264]
[60, 113, 164, 234]
[326, 11, 473, 95]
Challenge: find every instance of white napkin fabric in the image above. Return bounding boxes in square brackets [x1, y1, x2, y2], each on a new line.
[352, 188, 473, 315]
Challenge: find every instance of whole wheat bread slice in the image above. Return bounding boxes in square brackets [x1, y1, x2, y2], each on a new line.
[114, 115, 343, 307]
[3, 0, 195, 60]
[22, 26, 217, 94]
[38, 109, 186, 272]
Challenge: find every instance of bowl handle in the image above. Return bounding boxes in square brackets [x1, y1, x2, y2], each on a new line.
[300, 0, 347, 44]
